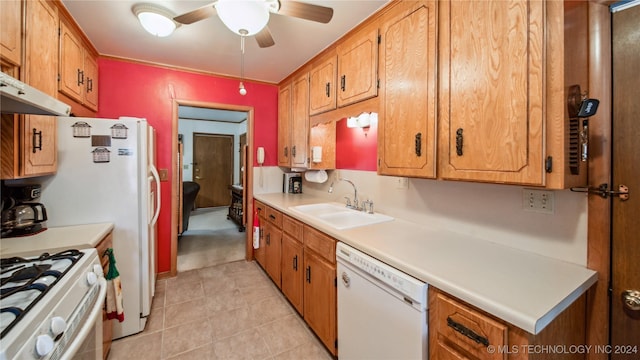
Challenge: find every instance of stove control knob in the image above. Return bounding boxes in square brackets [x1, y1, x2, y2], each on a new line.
[93, 264, 104, 276]
[35, 334, 55, 357]
[86, 271, 97, 286]
[50, 316, 67, 337]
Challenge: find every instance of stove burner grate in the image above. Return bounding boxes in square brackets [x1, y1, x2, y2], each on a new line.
[0, 249, 84, 339]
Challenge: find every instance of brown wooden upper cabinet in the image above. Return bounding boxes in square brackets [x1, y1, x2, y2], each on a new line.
[377, 1, 437, 178]
[336, 26, 379, 108]
[59, 18, 99, 111]
[0, 0, 22, 67]
[1, 0, 59, 179]
[438, 0, 545, 185]
[309, 53, 337, 116]
[278, 73, 309, 168]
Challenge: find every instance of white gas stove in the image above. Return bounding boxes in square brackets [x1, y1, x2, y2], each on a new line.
[0, 248, 106, 360]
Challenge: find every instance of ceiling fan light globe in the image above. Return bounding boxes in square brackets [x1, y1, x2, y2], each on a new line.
[133, 4, 179, 37]
[138, 13, 176, 37]
[216, 0, 270, 36]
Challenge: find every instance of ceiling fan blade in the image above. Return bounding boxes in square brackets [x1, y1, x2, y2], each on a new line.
[277, 1, 333, 24]
[174, 3, 217, 25]
[255, 26, 275, 48]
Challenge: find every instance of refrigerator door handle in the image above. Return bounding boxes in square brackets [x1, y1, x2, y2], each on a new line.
[150, 164, 161, 225]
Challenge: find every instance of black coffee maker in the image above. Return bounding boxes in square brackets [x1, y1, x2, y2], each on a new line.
[1, 184, 48, 238]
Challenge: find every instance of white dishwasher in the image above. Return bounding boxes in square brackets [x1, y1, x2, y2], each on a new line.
[336, 242, 428, 360]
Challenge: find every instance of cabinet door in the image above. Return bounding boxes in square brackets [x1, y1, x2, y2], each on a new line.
[309, 55, 337, 115]
[281, 234, 303, 314]
[308, 121, 336, 170]
[337, 27, 379, 107]
[22, 115, 57, 176]
[278, 84, 292, 166]
[0, 0, 22, 66]
[264, 222, 282, 288]
[303, 249, 336, 355]
[378, 1, 437, 178]
[438, 0, 544, 185]
[59, 20, 84, 102]
[83, 53, 99, 111]
[291, 73, 309, 167]
[22, 0, 58, 177]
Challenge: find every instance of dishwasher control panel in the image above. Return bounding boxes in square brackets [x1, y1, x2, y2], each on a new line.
[336, 242, 427, 305]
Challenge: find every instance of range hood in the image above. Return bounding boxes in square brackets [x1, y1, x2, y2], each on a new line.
[1, 72, 71, 116]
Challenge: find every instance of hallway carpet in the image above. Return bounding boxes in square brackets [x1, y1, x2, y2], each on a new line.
[177, 207, 246, 272]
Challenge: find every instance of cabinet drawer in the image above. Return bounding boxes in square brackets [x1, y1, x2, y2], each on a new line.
[303, 225, 336, 264]
[95, 232, 113, 270]
[266, 207, 283, 228]
[433, 291, 507, 360]
[282, 215, 303, 240]
[255, 200, 266, 215]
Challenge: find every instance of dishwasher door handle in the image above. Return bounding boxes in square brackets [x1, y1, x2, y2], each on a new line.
[341, 272, 350, 288]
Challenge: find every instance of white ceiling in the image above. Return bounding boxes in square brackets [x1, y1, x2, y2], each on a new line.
[61, 0, 389, 84]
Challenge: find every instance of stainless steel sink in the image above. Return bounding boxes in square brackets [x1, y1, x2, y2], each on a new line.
[289, 203, 394, 230]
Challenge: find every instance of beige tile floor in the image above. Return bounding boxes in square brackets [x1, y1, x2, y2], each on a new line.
[108, 260, 334, 359]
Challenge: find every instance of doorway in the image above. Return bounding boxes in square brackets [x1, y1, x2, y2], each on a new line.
[171, 103, 254, 274]
[193, 133, 233, 208]
[610, 2, 640, 354]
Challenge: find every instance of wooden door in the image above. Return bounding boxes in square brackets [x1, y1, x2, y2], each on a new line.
[238, 133, 246, 184]
[59, 20, 83, 102]
[438, 0, 544, 185]
[337, 26, 379, 107]
[611, 4, 640, 356]
[281, 233, 303, 314]
[23, 0, 58, 177]
[192, 133, 233, 208]
[378, 1, 437, 178]
[291, 73, 309, 167]
[303, 249, 336, 355]
[83, 52, 98, 111]
[278, 84, 292, 166]
[0, 0, 21, 66]
[309, 54, 337, 115]
[264, 222, 281, 287]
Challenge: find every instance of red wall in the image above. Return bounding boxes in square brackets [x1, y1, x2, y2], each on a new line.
[335, 118, 378, 171]
[97, 58, 278, 273]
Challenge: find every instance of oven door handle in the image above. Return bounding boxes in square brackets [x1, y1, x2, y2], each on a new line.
[62, 277, 107, 359]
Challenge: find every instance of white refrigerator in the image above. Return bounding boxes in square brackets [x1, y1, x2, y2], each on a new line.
[40, 116, 161, 339]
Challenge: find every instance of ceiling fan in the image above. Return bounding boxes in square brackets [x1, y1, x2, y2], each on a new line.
[173, 0, 334, 48]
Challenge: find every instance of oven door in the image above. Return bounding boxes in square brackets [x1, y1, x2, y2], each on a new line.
[54, 277, 106, 360]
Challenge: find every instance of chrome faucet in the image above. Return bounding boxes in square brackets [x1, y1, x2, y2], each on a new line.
[328, 178, 359, 210]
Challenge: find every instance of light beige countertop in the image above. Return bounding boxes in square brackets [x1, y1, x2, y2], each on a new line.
[0, 223, 114, 257]
[254, 193, 598, 335]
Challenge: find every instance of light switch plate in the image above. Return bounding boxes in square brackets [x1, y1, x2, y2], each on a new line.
[522, 189, 554, 214]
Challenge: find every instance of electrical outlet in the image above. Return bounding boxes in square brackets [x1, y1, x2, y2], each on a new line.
[522, 189, 554, 214]
[396, 177, 409, 190]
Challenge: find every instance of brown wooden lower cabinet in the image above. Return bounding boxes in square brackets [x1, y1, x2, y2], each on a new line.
[281, 223, 304, 314]
[429, 287, 587, 360]
[95, 231, 113, 360]
[303, 248, 337, 355]
[254, 206, 337, 356]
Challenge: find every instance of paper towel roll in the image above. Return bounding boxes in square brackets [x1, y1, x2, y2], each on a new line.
[305, 170, 328, 183]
